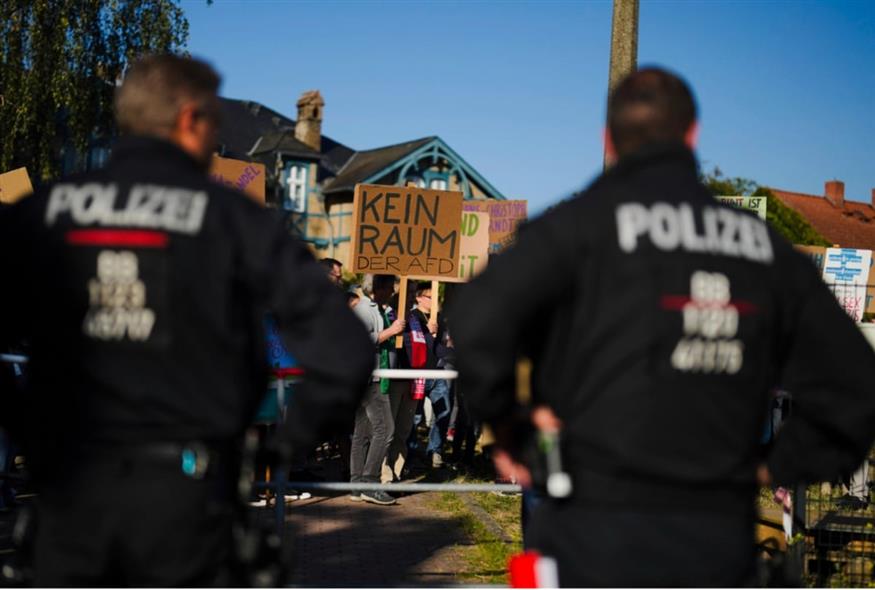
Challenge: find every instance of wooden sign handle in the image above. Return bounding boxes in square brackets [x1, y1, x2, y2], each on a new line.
[395, 277, 408, 348]
[430, 280, 439, 327]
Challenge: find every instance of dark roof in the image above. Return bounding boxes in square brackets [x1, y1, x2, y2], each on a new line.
[771, 188, 875, 250]
[323, 136, 435, 194]
[251, 131, 320, 160]
[217, 97, 355, 174]
[217, 98, 294, 159]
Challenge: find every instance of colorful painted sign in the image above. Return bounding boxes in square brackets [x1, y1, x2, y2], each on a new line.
[209, 155, 266, 203]
[0, 167, 34, 204]
[351, 184, 463, 279]
[717, 196, 767, 220]
[462, 199, 527, 253]
[822, 247, 873, 322]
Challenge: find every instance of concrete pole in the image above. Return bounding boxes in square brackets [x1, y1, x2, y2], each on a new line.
[604, 0, 639, 168]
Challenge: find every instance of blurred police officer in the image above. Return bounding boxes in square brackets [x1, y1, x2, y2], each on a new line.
[0, 54, 373, 586]
[452, 67, 875, 586]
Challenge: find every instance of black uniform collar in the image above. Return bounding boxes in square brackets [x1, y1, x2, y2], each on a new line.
[608, 141, 699, 178]
[109, 135, 207, 172]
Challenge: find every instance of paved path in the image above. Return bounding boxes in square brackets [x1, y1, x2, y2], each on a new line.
[268, 490, 474, 587]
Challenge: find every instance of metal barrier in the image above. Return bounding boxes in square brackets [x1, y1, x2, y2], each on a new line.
[259, 368, 511, 534]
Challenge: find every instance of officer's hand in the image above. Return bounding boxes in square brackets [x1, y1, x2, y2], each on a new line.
[756, 464, 772, 487]
[532, 406, 562, 433]
[493, 447, 532, 489]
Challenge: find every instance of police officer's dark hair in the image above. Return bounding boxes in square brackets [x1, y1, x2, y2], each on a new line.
[607, 67, 697, 157]
[115, 54, 221, 137]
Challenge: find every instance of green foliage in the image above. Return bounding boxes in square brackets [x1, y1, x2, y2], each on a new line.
[702, 167, 831, 246]
[0, 0, 189, 182]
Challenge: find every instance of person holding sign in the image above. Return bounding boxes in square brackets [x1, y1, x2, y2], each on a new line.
[451, 67, 875, 586]
[348, 275, 405, 506]
[405, 282, 453, 468]
[0, 55, 373, 586]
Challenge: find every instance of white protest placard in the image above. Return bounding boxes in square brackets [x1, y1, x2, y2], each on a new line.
[717, 196, 767, 220]
[823, 247, 872, 322]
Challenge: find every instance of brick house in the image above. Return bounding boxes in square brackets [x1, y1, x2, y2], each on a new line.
[216, 91, 506, 266]
[769, 180, 875, 250]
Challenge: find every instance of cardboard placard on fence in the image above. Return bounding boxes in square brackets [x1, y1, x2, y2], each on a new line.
[796, 244, 875, 316]
[462, 199, 527, 253]
[0, 167, 34, 204]
[822, 247, 873, 322]
[351, 184, 463, 280]
[209, 155, 266, 204]
[717, 195, 767, 220]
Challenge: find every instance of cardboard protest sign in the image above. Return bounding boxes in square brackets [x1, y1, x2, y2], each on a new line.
[717, 196, 767, 220]
[351, 184, 463, 280]
[209, 155, 266, 203]
[439, 211, 489, 283]
[0, 167, 34, 204]
[462, 199, 527, 253]
[822, 247, 873, 322]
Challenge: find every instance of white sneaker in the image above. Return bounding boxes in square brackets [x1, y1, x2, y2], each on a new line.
[284, 492, 312, 502]
[248, 499, 268, 508]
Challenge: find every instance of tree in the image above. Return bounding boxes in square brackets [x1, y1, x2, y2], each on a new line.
[702, 167, 831, 247]
[0, 0, 188, 182]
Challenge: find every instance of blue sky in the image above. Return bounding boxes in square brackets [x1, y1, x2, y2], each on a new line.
[182, 0, 875, 215]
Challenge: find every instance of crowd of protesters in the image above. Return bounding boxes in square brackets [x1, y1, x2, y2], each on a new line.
[316, 259, 479, 506]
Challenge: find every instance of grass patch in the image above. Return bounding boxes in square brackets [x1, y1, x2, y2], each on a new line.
[430, 490, 522, 585]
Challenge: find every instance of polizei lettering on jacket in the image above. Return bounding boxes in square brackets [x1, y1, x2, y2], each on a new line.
[615, 202, 773, 263]
[45, 183, 208, 234]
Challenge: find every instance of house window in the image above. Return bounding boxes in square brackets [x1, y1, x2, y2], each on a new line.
[405, 176, 426, 189]
[287, 164, 307, 212]
[429, 178, 448, 190]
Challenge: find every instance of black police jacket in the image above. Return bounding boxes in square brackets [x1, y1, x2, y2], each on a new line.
[0, 137, 373, 460]
[452, 142, 875, 510]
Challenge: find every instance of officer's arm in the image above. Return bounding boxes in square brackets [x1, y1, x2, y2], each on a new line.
[767, 250, 875, 486]
[239, 208, 373, 451]
[450, 213, 572, 428]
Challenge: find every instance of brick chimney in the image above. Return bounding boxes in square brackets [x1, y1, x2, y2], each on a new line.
[825, 180, 845, 208]
[294, 90, 323, 152]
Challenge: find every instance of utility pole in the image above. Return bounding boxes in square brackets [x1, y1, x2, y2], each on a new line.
[605, 0, 639, 168]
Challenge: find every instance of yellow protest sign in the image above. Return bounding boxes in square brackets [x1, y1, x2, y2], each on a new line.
[209, 155, 266, 204]
[439, 211, 489, 283]
[0, 168, 34, 204]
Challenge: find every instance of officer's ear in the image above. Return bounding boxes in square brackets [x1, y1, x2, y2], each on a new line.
[173, 102, 200, 137]
[603, 128, 617, 167]
[171, 101, 215, 166]
[684, 121, 699, 150]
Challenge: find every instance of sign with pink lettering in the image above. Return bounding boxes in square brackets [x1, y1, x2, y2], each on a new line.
[209, 155, 266, 204]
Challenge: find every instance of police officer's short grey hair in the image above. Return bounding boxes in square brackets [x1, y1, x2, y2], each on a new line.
[115, 54, 221, 136]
